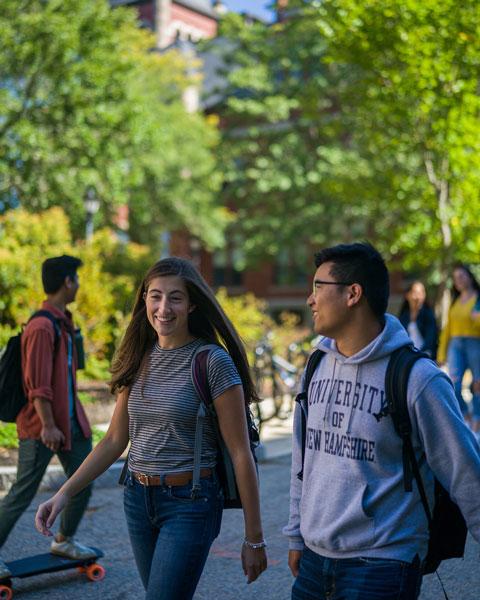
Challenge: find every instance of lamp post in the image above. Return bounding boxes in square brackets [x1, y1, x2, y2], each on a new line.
[84, 187, 100, 241]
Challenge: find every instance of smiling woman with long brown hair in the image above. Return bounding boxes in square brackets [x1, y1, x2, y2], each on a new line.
[35, 257, 267, 599]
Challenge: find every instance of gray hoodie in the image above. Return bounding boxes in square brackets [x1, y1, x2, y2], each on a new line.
[284, 314, 480, 562]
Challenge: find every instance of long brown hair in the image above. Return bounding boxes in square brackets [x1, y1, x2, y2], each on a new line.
[452, 263, 480, 301]
[110, 257, 259, 404]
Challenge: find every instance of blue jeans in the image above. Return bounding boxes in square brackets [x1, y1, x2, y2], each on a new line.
[123, 472, 223, 600]
[447, 336, 480, 419]
[292, 547, 423, 600]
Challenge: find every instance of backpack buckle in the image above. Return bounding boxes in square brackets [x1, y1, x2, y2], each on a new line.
[190, 483, 201, 499]
[295, 392, 307, 404]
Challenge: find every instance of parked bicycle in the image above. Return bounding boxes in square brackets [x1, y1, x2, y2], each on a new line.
[251, 338, 309, 435]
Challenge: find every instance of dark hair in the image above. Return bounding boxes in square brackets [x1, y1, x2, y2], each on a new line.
[314, 242, 389, 319]
[398, 280, 430, 316]
[110, 257, 259, 404]
[452, 263, 480, 301]
[42, 255, 82, 294]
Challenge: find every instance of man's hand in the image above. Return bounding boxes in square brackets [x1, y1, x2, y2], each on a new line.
[40, 425, 65, 452]
[288, 549, 303, 578]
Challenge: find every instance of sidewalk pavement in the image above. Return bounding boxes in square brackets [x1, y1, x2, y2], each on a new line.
[0, 399, 294, 494]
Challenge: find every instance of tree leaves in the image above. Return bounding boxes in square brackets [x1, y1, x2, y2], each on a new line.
[214, 0, 480, 285]
[0, 0, 226, 248]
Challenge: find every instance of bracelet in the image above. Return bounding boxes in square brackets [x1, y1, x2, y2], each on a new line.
[243, 538, 267, 550]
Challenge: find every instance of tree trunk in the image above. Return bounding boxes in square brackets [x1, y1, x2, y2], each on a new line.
[424, 153, 452, 326]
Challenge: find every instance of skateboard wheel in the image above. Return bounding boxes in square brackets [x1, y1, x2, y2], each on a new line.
[86, 564, 105, 582]
[0, 585, 13, 600]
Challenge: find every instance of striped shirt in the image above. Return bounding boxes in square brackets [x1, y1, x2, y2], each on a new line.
[128, 338, 242, 475]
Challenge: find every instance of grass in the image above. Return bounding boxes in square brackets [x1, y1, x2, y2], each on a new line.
[92, 426, 106, 445]
[0, 423, 106, 449]
[0, 423, 18, 448]
[77, 391, 97, 405]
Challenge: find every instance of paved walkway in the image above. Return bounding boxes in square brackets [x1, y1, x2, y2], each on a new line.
[1, 398, 479, 599]
[1, 455, 478, 600]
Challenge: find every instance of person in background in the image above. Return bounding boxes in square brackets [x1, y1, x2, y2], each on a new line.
[0, 255, 94, 580]
[398, 281, 438, 359]
[438, 264, 480, 431]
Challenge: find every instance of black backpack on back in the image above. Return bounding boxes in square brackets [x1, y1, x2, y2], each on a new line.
[297, 345, 467, 575]
[0, 310, 61, 423]
[191, 344, 259, 509]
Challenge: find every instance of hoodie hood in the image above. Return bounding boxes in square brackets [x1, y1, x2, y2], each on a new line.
[316, 313, 412, 365]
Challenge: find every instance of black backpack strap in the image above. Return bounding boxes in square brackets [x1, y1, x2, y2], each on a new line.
[297, 349, 325, 481]
[29, 310, 62, 351]
[191, 344, 221, 497]
[386, 345, 432, 523]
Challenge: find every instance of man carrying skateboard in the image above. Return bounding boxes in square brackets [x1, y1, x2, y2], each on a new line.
[0, 255, 95, 578]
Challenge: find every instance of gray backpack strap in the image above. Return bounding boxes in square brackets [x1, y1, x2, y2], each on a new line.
[190, 344, 221, 498]
[191, 402, 207, 498]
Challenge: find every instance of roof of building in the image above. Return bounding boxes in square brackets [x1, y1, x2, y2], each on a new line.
[109, 0, 218, 19]
[175, 1, 217, 19]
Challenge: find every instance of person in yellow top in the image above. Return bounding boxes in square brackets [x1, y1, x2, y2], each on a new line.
[438, 264, 480, 431]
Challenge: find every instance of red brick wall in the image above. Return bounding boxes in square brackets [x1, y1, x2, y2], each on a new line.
[138, 2, 155, 28]
[171, 3, 217, 37]
[131, 2, 217, 46]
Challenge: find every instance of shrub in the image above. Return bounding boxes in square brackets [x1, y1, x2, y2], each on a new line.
[0, 207, 154, 381]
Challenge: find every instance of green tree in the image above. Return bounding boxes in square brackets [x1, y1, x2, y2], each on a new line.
[214, 2, 480, 301]
[305, 0, 480, 307]
[0, 0, 227, 249]
[0, 207, 154, 379]
[212, 11, 372, 265]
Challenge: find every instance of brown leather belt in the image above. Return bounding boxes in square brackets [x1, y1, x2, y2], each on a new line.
[132, 468, 213, 487]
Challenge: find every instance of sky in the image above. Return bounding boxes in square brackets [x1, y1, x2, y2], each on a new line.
[221, 0, 274, 22]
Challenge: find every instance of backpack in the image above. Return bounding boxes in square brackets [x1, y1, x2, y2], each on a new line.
[297, 345, 467, 575]
[0, 310, 61, 423]
[191, 344, 260, 509]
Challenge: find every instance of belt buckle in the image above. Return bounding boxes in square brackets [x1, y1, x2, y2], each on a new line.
[137, 473, 150, 486]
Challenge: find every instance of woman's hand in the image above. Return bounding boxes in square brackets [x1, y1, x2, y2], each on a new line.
[241, 543, 267, 583]
[35, 491, 68, 536]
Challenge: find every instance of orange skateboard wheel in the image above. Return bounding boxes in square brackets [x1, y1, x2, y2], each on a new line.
[0, 585, 13, 600]
[85, 563, 105, 582]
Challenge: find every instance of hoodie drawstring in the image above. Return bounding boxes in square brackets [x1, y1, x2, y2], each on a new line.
[323, 358, 338, 425]
[346, 364, 361, 434]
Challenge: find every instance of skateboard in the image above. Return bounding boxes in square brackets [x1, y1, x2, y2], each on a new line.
[0, 547, 105, 599]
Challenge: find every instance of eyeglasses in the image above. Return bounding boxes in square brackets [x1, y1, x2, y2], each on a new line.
[312, 279, 353, 293]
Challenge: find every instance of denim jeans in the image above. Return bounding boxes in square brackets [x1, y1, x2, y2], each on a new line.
[0, 420, 92, 547]
[447, 336, 480, 419]
[292, 547, 423, 600]
[123, 471, 223, 600]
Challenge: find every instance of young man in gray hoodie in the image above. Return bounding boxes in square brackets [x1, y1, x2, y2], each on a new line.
[284, 243, 480, 600]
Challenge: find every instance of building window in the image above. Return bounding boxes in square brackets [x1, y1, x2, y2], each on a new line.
[213, 235, 244, 287]
[273, 246, 309, 287]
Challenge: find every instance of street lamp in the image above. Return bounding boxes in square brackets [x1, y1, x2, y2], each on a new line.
[84, 187, 100, 241]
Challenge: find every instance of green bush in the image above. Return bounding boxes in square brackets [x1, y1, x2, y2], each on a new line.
[0, 207, 155, 381]
[215, 288, 272, 359]
[92, 426, 106, 446]
[0, 423, 18, 449]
